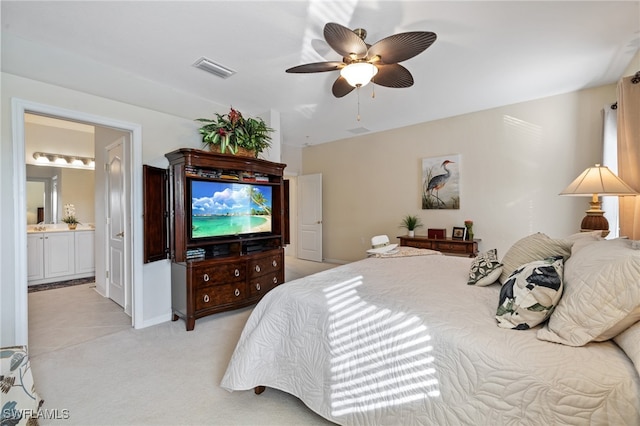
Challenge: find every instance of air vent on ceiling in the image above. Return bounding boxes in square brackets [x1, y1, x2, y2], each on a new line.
[193, 57, 236, 79]
[347, 126, 370, 135]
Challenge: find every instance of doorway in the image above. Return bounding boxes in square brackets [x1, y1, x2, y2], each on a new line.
[12, 98, 144, 345]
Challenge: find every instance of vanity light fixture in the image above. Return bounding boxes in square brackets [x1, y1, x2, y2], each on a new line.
[32, 152, 95, 169]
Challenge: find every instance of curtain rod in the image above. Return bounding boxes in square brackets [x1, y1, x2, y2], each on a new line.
[610, 70, 639, 110]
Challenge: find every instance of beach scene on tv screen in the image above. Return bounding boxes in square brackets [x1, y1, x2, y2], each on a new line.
[191, 181, 272, 238]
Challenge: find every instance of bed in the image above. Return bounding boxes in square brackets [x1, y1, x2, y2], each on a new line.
[221, 235, 640, 425]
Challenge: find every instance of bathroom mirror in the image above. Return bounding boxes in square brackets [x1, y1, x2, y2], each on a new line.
[26, 165, 59, 225]
[26, 179, 48, 224]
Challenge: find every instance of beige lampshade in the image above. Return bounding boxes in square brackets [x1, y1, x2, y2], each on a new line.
[560, 164, 638, 236]
[560, 164, 638, 196]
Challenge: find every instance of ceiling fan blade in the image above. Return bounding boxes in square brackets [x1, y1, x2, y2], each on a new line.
[373, 64, 414, 88]
[332, 76, 356, 98]
[286, 61, 344, 73]
[368, 32, 437, 64]
[324, 22, 368, 59]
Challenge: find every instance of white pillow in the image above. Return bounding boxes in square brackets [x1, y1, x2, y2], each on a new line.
[564, 230, 604, 242]
[565, 230, 604, 255]
[499, 233, 572, 284]
[614, 321, 640, 376]
[496, 256, 564, 330]
[537, 239, 640, 346]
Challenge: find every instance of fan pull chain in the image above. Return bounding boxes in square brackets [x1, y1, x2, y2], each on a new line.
[357, 86, 361, 121]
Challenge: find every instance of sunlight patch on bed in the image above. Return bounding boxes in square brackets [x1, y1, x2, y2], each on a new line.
[323, 276, 440, 417]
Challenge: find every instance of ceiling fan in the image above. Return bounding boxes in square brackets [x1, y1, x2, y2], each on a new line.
[286, 22, 437, 98]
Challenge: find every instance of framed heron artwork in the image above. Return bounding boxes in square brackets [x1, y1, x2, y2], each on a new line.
[422, 154, 460, 209]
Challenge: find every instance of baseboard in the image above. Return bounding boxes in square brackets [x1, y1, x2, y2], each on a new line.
[322, 258, 350, 265]
[139, 312, 173, 329]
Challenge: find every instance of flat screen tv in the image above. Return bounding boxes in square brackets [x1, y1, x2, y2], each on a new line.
[190, 179, 273, 240]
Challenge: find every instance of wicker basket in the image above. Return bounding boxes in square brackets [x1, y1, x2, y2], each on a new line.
[208, 143, 256, 158]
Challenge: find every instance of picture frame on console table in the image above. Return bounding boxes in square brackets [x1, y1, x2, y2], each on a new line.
[452, 226, 466, 240]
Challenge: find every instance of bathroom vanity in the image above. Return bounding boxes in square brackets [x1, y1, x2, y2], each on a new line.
[27, 225, 95, 285]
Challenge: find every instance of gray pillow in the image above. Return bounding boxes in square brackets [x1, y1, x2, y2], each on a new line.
[499, 233, 572, 284]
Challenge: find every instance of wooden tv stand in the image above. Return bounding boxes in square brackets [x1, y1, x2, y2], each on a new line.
[171, 246, 283, 331]
[165, 149, 287, 330]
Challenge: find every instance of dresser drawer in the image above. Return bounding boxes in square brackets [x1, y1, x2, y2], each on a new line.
[190, 261, 245, 285]
[248, 250, 283, 279]
[248, 273, 282, 298]
[405, 240, 433, 250]
[195, 282, 245, 311]
[433, 242, 467, 254]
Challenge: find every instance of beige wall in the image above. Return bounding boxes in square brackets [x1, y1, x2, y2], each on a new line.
[303, 85, 616, 263]
[61, 168, 95, 224]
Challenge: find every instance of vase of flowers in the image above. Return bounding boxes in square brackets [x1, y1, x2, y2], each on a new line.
[62, 204, 80, 230]
[195, 107, 273, 158]
[464, 220, 474, 241]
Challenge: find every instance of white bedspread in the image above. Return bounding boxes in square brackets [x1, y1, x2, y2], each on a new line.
[221, 255, 640, 425]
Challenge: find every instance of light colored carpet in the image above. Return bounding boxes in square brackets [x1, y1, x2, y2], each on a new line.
[28, 283, 131, 358]
[28, 257, 339, 425]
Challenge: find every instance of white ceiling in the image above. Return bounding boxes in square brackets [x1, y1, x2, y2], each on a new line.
[2, 1, 639, 148]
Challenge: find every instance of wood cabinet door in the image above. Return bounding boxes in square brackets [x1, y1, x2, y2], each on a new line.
[284, 179, 290, 245]
[143, 165, 169, 263]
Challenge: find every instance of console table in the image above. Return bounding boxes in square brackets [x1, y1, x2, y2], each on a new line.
[398, 236, 480, 257]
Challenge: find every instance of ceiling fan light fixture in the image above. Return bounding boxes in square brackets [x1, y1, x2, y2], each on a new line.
[340, 62, 378, 87]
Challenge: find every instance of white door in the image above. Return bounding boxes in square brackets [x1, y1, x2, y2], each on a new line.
[106, 139, 127, 309]
[298, 173, 323, 262]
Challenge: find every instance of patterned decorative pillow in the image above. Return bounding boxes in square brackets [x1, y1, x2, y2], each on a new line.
[0, 346, 44, 424]
[499, 233, 572, 284]
[496, 256, 564, 330]
[468, 249, 503, 286]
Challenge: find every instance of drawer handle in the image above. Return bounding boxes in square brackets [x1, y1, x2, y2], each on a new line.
[234, 288, 240, 297]
[273, 277, 278, 284]
[203, 294, 210, 303]
[203, 274, 210, 282]
[255, 265, 261, 273]
[272, 260, 277, 267]
[234, 269, 240, 277]
[256, 283, 261, 291]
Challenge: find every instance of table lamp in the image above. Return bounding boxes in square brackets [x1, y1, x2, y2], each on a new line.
[560, 164, 638, 236]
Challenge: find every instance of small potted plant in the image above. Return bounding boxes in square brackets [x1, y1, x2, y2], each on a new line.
[400, 214, 423, 237]
[62, 203, 80, 230]
[195, 107, 273, 158]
